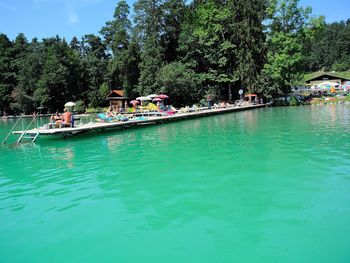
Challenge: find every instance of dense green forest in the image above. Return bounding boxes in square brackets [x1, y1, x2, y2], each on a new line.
[0, 0, 349, 114]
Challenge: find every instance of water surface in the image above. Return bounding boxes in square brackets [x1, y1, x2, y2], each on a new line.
[1, 105, 350, 262]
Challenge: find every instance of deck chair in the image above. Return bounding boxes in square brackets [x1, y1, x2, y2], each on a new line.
[97, 113, 113, 122]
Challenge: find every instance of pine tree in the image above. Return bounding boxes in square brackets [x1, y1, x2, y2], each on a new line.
[100, 0, 131, 56]
[0, 34, 15, 114]
[178, 0, 266, 101]
[227, 0, 267, 94]
[34, 36, 82, 112]
[100, 1, 140, 97]
[134, 0, 163, 95]
[14, 37, 43, 113]
[160, 0, 186, 63]
[80, 34, 109, 107]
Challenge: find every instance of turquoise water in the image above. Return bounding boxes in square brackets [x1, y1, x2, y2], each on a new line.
[1, 106, 350, 262]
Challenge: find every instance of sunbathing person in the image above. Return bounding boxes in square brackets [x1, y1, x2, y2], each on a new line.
[220, 101, 227, 108]
[106, 106, 115, 118]
[48, 111, 65, 128]
[50, 112, 61, 123]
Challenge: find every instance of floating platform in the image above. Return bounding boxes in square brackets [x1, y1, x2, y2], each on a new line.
[12, 104, 266, 139]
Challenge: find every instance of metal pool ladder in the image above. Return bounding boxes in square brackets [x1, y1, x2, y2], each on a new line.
[17, 114, 39, 143]
[2, 114, 39, 144]
[17, 130, 40, 143]
[2, 116, 23, 145]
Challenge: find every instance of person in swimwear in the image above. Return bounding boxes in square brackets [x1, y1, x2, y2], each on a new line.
[61, 108, 72, 127]
[106, 106, 115, 118]
[50, 111, 61, 123]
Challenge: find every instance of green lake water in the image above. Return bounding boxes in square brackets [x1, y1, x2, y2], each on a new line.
[1, 105, 350, 262]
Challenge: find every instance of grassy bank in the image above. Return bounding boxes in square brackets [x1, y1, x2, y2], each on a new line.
[310, 95, 350, 105]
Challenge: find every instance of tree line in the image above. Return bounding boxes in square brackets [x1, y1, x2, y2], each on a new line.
[0, 0, 349, 114]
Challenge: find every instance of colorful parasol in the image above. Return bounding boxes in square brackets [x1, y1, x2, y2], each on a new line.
[130, 100, 139, 105]
[157, 94, 169, 99]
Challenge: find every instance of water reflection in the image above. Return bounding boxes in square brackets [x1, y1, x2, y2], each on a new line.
[46, 146, 75, 168]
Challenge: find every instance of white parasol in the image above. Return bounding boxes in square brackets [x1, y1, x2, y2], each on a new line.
[64, 102, 76, 107]
[136, 96, 152, 101]
[147, 94, 159, 99]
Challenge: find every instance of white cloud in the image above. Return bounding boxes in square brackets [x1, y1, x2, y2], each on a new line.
[65, 1, 79, 25]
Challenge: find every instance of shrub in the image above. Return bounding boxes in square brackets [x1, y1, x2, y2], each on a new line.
[74, 100, 85, 113]
[85, 107, 106, 113]
[289, 96, 299, 106]
[274, 99, 288, 106]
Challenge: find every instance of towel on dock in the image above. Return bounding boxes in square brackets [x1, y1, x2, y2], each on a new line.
[97, 113, 129, 122]
[97, 113, 113, 122]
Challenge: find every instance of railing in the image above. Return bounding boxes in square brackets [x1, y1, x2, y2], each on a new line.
[24, 113, 38, 131]
[2, 116, 23, 145]
[1, 114, 40, 145]
[17, 113, 39, 142]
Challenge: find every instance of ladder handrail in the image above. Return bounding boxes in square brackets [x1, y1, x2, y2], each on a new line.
[2, 116, 23, 144]
[17, 113, 38, 143]
[23, 113, 38, 132]
[32, 132, 40, 142]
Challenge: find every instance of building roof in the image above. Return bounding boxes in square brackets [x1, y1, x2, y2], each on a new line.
[106, 89, 128, 100]
[305, 73, 350, 83]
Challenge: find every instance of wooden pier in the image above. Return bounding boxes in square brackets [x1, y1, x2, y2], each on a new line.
[12, 104, 266, 140]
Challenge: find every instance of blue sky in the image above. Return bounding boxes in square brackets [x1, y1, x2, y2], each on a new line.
[0, 0, 349, 41]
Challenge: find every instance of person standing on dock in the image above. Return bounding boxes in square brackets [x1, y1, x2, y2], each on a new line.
[124, 101, 128, 113]
[207, 95, 213, 109]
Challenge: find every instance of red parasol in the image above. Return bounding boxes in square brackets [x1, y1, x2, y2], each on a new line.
[130, 100, 139, 105]
[157, 94, 169, 99]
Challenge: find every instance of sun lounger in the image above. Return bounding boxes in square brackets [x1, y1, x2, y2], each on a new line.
[97, 113, 117, 122]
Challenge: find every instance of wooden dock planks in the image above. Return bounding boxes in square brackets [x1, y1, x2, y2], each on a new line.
[13, 104, 266, 137]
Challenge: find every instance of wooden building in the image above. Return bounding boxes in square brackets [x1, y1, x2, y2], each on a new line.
[306, 73, 350, 88]
[106, 90, 129, 112]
